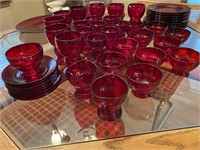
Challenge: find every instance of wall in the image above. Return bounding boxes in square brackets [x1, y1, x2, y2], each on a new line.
[0, 0, 45, 31]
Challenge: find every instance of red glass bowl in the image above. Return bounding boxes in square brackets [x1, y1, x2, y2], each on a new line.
[103, 15, 120, 25]
[5, 43, 43, 77]
[73, 20, 89, 30]
[165, 27, 191, 44]
[88, 2, 105, 17]
[126, 21, 145, 36]
[64, 59, 98, 100]
[90, 74, 128, 121]
[128, 3, 145, 22]
[169, 47, 200, 76]
[135, 47, 166, 67]
[96, 51, 127, 74]
[129, 28, 154, 47]
[43, 15, 65, 26]
[90, 20, 107, 32]
[126, 63, 163, 98]
[112, 20, 129, 37]
[107, 3, 124, 18]
[85, 15, 102, 23]
[53, 10, 72, 25]
[146, 21, 168, 36]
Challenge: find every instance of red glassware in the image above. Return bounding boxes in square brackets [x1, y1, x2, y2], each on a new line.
[53, 10, 72, 25]
[73, 20, 89, 30]
[129, 28, 154, 47]
[103, 15, 120, 25]
[126, 21, 145, 36]
[165, 27, 191, 44]
[101, 26, 120, 50]
[70, 5, 86, 21]
[107, 3, 124, 18]
[5, 43, 43, 78]
[126, 63, 163, 98]
[44, 23, 69, 65]
[90, 74, 128, 121]
[135, 47, 166, 67]
[169, 47, 200, 76]
[43, 15, 65, 26]
[88, 2, 105, 17]
[113, 37, 138, 58]
[87, 33, 107, 59]
[96, 51, 127, 74]
[128, 3, 145, 22]
[55, 30, 83, 66]
[90, 20, 107, 33]
[76, 26, 95, 56]
[64, 59, 98, 100]
[112, 20, 129, 38]
[85, 15, 102, 23]
[154, 35, 181, 61]
[146, 21, 168, 36]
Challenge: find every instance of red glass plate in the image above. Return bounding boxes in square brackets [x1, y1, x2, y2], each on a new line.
[16, 15, 48, 33]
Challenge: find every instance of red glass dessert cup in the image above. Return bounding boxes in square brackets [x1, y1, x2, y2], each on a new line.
[87, 33, 107, 59]
[43, 15, 66, 26]
[135, 47, 166, 67]
[70, 5, 86, 21]
[76, 26, 95, 56]
[55, 30, 83, 66]
[85, 15, 102, 23]
[126, 63, 163, 98]
[53, 10, 72, 25]
[44, 23, 69, 65]
[73, 20, 89, 30]
[107, 3, 124, 18]
[90, 74, 128, 121]
[126, 21, 145, 36]
[112, 20, 129, 38]
[96, 51, 127, 74]
[5, 43, 43, 79]
[165, 28, 191, 44]
[90, 20, 107, 33]
[101, 26, 120, 50]
[129, 28, 154, 47]
[128, 3, 145, 22]
[103, 15, 120, 25]
[113, 37, 138, 59]
[88, 2, 105, 17]
[64, 59, 98, 100]
[169, 47, 200, 76]
[146, 21, 168, 36]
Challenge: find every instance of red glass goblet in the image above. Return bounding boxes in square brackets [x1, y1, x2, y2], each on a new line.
[5, 43, 43, 79]
[112, 20, 129, 38]
[128, 3, 145, 22]
[96, 51, 127, 75]
[129, 28, 154, 47]
[135, 47, 166, 67]
[90, 20, 107, 33]
[101, 26, 120, 50]
[126, 21, 145, 36]
[55, 30, 83, 66]
[53, 10, 72, 25]
[103, 15, 120, 25]
[146, 21, 168, 36]
[90, 74, 128, 121]
[64, 59, 98, 100]
[126, 63, 163, 98]
[169, 47, 200, 76]
[165, 28, 191, 44]
[87, 33, 107, 59]
[88, 1, 105, 17]
[43, 15, 66, 26]
[73, 20, 89, 30]
[107, 3, 124, 18]
[76, 26, 94, 56]
[44, 23, 69, 65]
[70, 5, 86, 21]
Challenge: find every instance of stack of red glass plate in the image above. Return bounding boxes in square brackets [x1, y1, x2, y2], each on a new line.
[2, 56, 61, 100]
[143, 3, 191, 28]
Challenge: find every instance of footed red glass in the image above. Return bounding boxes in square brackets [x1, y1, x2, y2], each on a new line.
[126, 63, 163, 98]
[53, 10, 72, 25]
[169, 47, 200, 76]
[112, 20, 129, 37]
[90, 74, 128, 121]
[146, 21, 168, 36]
[55, 30, 83, 66]
[107, 3, 124, 18]
[101, 26, 120, 50]
[73, 20, 89, 30]
[135, 47, 166, 67]
[43, 15, 65, 26]
[96, 51, 127, 74]
[129, 28, 154, 47]
[64, 59, 98, 100]
[165, 28, 191, 44]
[88, 1, 105, 17]
[5, 43, 43, 79]
[126, 21, 145, 36]
[44, 23, 69, 65]
[87, 33, 107, 59]
[70, 5, 86, 21]
[90, 20, 107, 33]
[128, 3, 145, 22]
